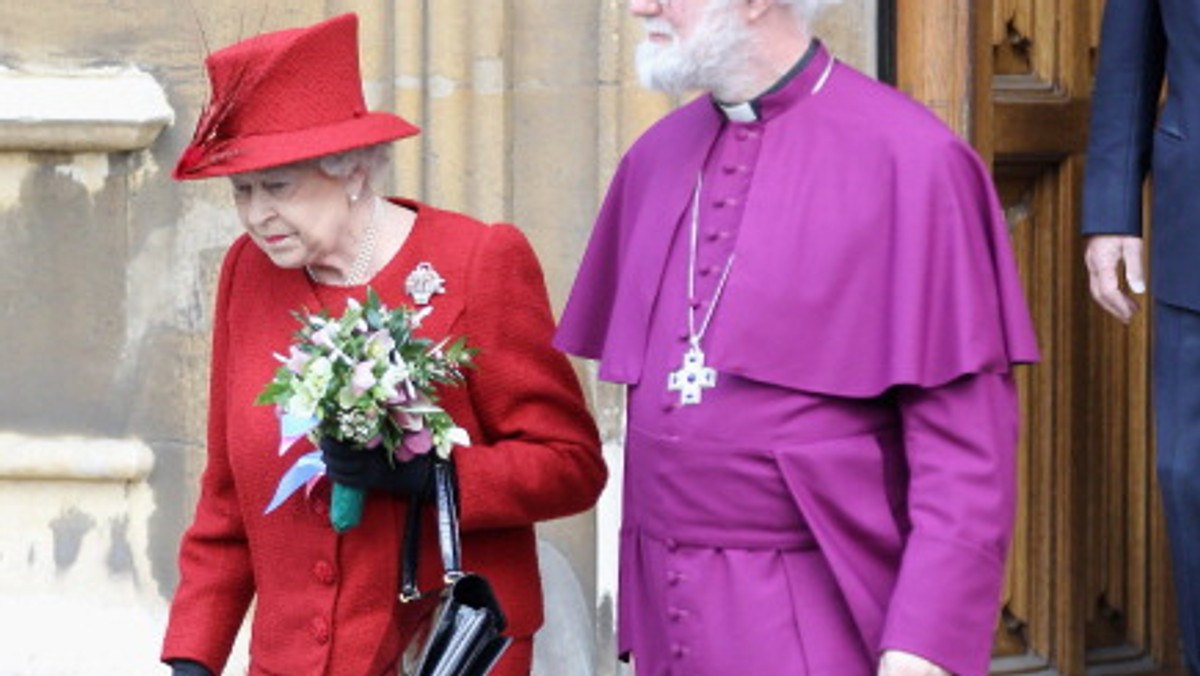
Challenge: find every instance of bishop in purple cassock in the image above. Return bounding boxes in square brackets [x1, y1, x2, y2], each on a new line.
[555, 2, 1039, 675]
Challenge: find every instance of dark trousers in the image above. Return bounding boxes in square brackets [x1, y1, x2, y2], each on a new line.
[1153, 300, 1200, 675]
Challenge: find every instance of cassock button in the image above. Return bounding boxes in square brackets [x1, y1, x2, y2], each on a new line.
[671, 644, 688, 659]
[706, 230, 721, 242]
[665, 538, 679, 552]
[667, 571, 684, 585]
[721, 165, 738, 175]
[668, 607, 687, 622]
[312, 500, 328, 517]
[735, 128, 750, 141]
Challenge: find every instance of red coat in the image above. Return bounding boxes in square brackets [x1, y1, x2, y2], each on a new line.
[162, 199, 606, 675]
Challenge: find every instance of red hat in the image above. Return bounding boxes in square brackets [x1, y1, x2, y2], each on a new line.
[173, 13, 419, 180]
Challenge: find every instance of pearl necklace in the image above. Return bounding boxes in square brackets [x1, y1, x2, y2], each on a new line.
[308, 197, 381, 287]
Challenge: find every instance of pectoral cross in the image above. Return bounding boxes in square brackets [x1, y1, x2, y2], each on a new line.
[668, 345, 717, 405]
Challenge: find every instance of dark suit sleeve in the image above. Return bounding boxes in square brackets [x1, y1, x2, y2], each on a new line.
[1082, 0, 1166, 237]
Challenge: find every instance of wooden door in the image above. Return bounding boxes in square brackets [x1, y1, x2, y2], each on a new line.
[893, 1, 1183, 674]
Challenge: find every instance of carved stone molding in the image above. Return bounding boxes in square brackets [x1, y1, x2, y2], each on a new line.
[0, 432, 154, 482]
[0, 66, 174, 152]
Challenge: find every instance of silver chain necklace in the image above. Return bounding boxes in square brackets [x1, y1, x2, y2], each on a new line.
[667, 173, 736, 406]
[664, 55, 837, 404]
[308, 196, 381, 287]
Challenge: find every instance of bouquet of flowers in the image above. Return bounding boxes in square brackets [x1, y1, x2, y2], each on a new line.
[256, 288, 475, 532]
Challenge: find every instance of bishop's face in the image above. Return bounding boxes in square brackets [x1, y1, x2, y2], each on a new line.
[630, 0, 752, 99]
[630, 0, 708, 46]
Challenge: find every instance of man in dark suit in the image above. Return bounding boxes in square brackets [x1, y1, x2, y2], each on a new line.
[1083, 1, 1200, 673]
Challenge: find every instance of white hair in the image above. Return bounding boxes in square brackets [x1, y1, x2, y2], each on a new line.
[634, 0, 842, 99]
[316, 143, 392, 186]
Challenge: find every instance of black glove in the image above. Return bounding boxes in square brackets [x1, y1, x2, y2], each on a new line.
[320, 437, 433, 498]
[169, 659, 214, 676]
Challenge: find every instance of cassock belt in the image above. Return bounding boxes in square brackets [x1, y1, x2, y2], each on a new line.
[626, 425, 819, 551]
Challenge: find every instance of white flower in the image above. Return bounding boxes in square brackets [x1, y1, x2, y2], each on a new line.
[365, 330, 395, 361]
[300, 357, 333, 396]
[288, 390, 319, 420]
[310, 324, 337, 351]
[337, 379, 368, 408]
[436, 426, 472, 459]
[274, 345, 311, 374]
[378, 361, 410, 402]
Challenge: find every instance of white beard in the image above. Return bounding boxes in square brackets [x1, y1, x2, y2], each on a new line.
[634, 3, 753, 100]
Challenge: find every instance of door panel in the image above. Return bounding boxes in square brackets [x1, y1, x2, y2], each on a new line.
[894, 1, 1182, 673]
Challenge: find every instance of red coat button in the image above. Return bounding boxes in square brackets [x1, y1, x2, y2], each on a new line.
[311, 616, 330, 644]
[313, 560, 335, 585]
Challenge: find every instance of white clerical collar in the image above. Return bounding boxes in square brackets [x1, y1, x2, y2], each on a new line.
[717, 101, 760, 123]
[713, 39, 824, 123]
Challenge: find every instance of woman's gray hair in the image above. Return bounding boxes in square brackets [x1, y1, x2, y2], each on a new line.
[316, 143, 393, 186]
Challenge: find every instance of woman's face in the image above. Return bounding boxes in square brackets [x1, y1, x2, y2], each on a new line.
[229, 162, 358, 271]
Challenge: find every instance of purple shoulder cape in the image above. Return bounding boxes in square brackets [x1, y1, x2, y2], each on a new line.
[556, 60, 1039, 396]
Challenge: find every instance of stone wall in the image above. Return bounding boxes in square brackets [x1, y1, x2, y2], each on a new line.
[0, 1, 876, 673]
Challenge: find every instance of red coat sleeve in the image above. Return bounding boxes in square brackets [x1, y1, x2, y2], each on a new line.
[880, 372, 1019, 676]
[453, 223, 607, 530]
[161, 239, 256, 673]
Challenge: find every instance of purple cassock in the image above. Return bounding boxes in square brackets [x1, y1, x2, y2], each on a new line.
[555, 43, 1039, 676]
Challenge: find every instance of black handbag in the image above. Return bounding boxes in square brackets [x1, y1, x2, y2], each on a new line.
[399, 458, 511, 676]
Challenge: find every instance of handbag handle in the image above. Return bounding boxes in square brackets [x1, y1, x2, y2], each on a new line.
[400, 458, 463, 602]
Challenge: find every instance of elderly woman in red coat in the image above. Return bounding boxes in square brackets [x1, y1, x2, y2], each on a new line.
[160, 13, 606, 676]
